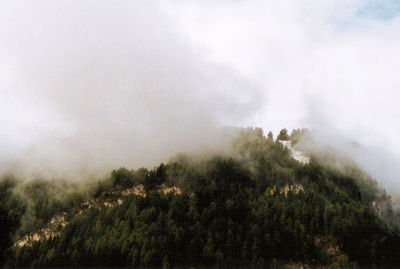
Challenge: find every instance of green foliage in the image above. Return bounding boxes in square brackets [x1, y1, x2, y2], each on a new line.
[0, 177, 25, 264]
[110, 167, 137, 188]
[277, 128, 289, 141]
[290, 128, 308, 144]
[267, 131, 274, 140]
[1, 127, 400, 268]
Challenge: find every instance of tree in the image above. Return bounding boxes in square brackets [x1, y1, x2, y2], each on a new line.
[111, 168, 136, 188]
[267, 131, 274, 141]
[277, 128, 289, 140]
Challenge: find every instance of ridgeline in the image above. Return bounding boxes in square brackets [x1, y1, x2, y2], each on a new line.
[1, 128, 400, 268]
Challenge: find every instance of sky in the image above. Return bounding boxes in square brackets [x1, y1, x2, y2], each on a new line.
[164, 0, 400, 143]
[1, 0, 400, 189]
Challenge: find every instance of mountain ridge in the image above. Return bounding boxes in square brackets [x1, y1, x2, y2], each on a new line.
[1, 127, 400, 268]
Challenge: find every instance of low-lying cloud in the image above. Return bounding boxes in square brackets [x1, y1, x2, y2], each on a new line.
[166, 0, 400, 192]
[0, 1, 263, 180]
[2, 0, 400, 193]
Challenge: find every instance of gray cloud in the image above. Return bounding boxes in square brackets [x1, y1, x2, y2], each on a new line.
[2, 0, 400, 193]
[295, 126, 400, 194]
[166, 0, 400, 191]
[0, 1, 263, 180]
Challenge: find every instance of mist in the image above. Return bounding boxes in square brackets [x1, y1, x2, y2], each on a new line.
[165, 0, 400, 192]
[293, 126, 400, 196]
[0, 1, 262, 180]
[2, 0, 400, 194]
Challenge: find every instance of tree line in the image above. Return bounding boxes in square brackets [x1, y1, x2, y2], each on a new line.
[1, 128, 400, 268]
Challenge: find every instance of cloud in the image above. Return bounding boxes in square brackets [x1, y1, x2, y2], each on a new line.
[0, 1, 263, 180]
[166, 0, 400, 138]
[1, 0, 400, 191]
[164, 0, 400, 191]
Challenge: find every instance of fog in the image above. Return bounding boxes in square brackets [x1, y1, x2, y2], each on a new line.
[1, 0, 400, 192]
[0, 1, 262, 180]
[166, 0, 400, 193]
[293, 127, 400, 194]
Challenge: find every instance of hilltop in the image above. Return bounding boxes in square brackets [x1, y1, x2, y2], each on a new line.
[1, 128, 400, 268]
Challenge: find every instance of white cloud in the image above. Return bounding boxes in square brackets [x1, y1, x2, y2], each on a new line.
[164, 0, 400, 190]
[1, 0, 400, 190]
[0, 0, 262, 179]
[165, 1, 400, 141]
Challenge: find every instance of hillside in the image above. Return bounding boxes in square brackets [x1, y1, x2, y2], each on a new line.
[1, 128, 400, 268]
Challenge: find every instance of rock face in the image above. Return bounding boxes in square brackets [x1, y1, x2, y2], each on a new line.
[161, 185, 182, 195]
[279, 140, 310, 164]
[16, 213, 68, 247]
[121, 185, 145, 197]
[15, 184, 183, 247]
[270, 184, 305, 197]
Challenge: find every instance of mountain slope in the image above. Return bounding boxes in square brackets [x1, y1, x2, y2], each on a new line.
[1, 128, 400, 268]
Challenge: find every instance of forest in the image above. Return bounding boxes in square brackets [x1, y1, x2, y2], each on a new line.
[1, 128, 400, 268]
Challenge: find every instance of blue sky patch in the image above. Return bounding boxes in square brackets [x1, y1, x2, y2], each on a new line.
[358, 0, 400, 20]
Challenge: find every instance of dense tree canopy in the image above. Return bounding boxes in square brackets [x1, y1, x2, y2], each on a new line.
[1, 127, 400, 268]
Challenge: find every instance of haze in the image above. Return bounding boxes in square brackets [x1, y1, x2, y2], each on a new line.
[1, 1, 400, 191]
